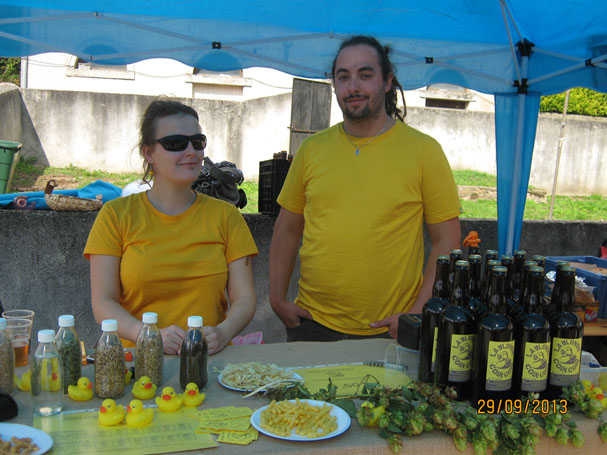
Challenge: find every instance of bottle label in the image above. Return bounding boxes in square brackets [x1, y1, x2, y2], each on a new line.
[521, 341, 550, 392]
[485, 340, 515, 391]
[448, 334, 475, 382]
[549, 337, 582, 386]
[431, 327, 438, 373]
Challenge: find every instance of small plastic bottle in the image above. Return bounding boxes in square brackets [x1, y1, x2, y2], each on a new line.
[94, 319, 125, 399]
[31, 329, 63, 416]
[180, 316, 208, 390]
[55, 315, 82, 393]
[135, 312, 164, 385]
[0, 318, 15, 395]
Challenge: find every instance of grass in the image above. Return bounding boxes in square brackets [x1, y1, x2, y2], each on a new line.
[10, 160, 607, 220]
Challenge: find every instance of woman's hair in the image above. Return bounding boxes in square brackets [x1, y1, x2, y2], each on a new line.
[331, 35, 406, 121]
[139, 100, 199, 183]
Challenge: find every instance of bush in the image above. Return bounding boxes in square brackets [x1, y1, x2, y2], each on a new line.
[540, 88, 607, 117]
[0, 58, 20, 85]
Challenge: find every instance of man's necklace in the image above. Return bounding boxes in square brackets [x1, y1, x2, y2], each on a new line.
[343, 117, 392, 156]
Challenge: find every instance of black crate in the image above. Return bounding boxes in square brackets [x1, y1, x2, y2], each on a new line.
[258, 159, 290, 215]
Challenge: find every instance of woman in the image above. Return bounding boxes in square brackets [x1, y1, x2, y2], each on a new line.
[84, 100, 258, 355]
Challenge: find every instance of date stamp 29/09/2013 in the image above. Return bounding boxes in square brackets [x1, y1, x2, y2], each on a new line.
[476, 399, 568, 415]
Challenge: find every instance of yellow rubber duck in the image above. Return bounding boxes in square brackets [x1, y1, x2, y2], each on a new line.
[181, 382, 205, 407]
[155, 386, 183, 412]
[40, 358, 62, 392]
[132, 375, 157, 400]
[125, 367, 133, 385]
[68, 377, 94, 401]
[126, 399, 154, 427]
[14, 370, 31, 391]
[98, 399, 126, 426]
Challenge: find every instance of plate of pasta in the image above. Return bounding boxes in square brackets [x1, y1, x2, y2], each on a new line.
[218, 362, 304, 392]
[250, 399, 351, 441]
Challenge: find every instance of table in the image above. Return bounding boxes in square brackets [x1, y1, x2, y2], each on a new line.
[583, 319, 607, 337]
[9, 339, 605, 454]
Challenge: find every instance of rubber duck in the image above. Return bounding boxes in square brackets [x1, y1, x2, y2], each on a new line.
[125, 367, 133, 385]
[40, 358, 62, 392]
[98, 399, 126, 426]
[68, 377, 94, 401]
[126, 399, 154, 427]
[155, 386, 183, 412]
[15, 370, 31, 391]
[181, 382, 205, 407]
[132, 375, 157, 400]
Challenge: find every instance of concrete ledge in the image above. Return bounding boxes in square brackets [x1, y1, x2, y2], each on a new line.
[0, 210, 605, 347]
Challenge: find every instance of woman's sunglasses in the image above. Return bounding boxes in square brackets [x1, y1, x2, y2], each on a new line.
[152, 134, 207, 152]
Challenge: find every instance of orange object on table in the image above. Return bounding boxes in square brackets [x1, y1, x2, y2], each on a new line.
[462, 230, 481, 248]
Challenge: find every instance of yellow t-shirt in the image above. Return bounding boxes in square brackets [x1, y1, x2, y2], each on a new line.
[277, 121, 461, 335]
[84, 192, 258, 346]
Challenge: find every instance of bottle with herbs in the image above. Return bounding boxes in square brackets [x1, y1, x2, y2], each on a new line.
[0, 317, 15, 395]
[94, 319, 125, 399]
[135, 312, 163, 386]
[180, 316, 208, 390]
[55, 314, 81, 394]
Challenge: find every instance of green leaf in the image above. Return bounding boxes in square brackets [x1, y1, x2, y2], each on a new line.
[565, 420, 577, 428]
[332, 399, 358, 418]
[387, 424, 403, 433]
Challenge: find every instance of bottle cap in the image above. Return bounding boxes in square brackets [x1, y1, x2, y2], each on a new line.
[0, 318, 6, 330]
[187, 316, 203, 328]
[38, 329, 56, 343]
[101, 319, 118, 332]
[142, 312, 158, 324]
[58, 314, 75, 327]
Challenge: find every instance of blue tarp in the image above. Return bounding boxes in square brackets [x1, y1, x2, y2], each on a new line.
[1, 0, 606, 253]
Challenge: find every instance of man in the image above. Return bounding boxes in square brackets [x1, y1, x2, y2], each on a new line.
[269, 35, 461, 341]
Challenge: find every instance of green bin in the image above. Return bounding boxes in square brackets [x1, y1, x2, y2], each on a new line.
[0, 140, 22, 194]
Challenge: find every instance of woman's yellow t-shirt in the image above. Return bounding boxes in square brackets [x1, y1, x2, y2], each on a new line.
[84, 192, 258, 346]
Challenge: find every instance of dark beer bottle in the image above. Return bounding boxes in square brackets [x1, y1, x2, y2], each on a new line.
[419, 255, 450, 383]
[471, 266, 514, 408]
[435, 261, 475, 401]
[481, 250, 499, 301]
[511, 267, 550, 398]
[468, 254, 486, 324]
[467, 245, 480, 260]
[545, 261, 570, 321]
[501, 255, 519, 321]
[531, 255, 546, 270]
[511, 260, 538, 323]
[447, 249, 463, 297]
[483, 259, 502, 305]
[546, 266, 583, 400]
[512, 250, 527, 302]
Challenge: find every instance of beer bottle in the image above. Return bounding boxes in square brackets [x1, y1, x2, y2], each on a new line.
[471, 266, 514, 408]
[511, 267, 550, 398]
[501, 255, 518, 320]
[447, 249, 463, 297]
[435, 261, 475, 401]
[546, 261, 570, 321]
[467, 245, 480, 260]
[468, 254, 486, 324]
[546, 266, 583, 400]
[531, 255, 546, 270]
[512, 250, 527, 302]
[481, 250, 499, 301]
[483, 259, 502, 305]
[419, 256, 450, 383]
[511, 260, 538, 323]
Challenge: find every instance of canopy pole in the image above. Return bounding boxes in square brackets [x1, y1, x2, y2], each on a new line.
[548, 89, 571, 220]
[506, 52, 530, 255]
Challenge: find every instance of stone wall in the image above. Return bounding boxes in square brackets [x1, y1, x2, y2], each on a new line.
[0, 210, 605, 349]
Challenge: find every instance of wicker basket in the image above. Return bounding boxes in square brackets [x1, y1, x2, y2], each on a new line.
[44, 180, 104, 211]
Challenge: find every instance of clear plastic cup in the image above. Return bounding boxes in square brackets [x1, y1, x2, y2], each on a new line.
[6, 318, 33, 366]
[384, 343, 420, 379]
[2, 309, 35, 321]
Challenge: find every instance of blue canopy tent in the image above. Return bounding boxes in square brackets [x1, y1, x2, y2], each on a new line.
[1, 0, 606, 254]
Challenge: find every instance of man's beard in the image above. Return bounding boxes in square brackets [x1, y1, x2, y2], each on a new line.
[341, 95, 384, 123]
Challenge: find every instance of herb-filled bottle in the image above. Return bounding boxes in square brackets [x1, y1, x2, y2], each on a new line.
[434, 260, 475, 401]
[135, 312, 164, 386]
[94, 319, 125, 399]
[180, 316, 208, 390]
[468, 254, 487, 325]
[511, 250, 527, 302]
[481, 250, 499, 302]
[419, 255, 450, 383]
[447, 249, 463, 297]
[0, 318, 14, 395]
[471, 266, 514, 408]
[31, 330, 63, 416]
[55, 315, 81, 394]
[511, 267, 550, 398]
[547, 266, 583, 400]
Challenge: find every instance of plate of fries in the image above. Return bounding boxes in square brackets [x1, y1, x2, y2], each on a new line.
[251, 399, 351, 441]
[218, 362, 304, 392]
[0, 423, 53, 454]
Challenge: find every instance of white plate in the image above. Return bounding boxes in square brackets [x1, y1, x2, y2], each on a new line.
[0, 423, 53, 454]
[218, 370, 304, 392]
[250, 399, 351, 441]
